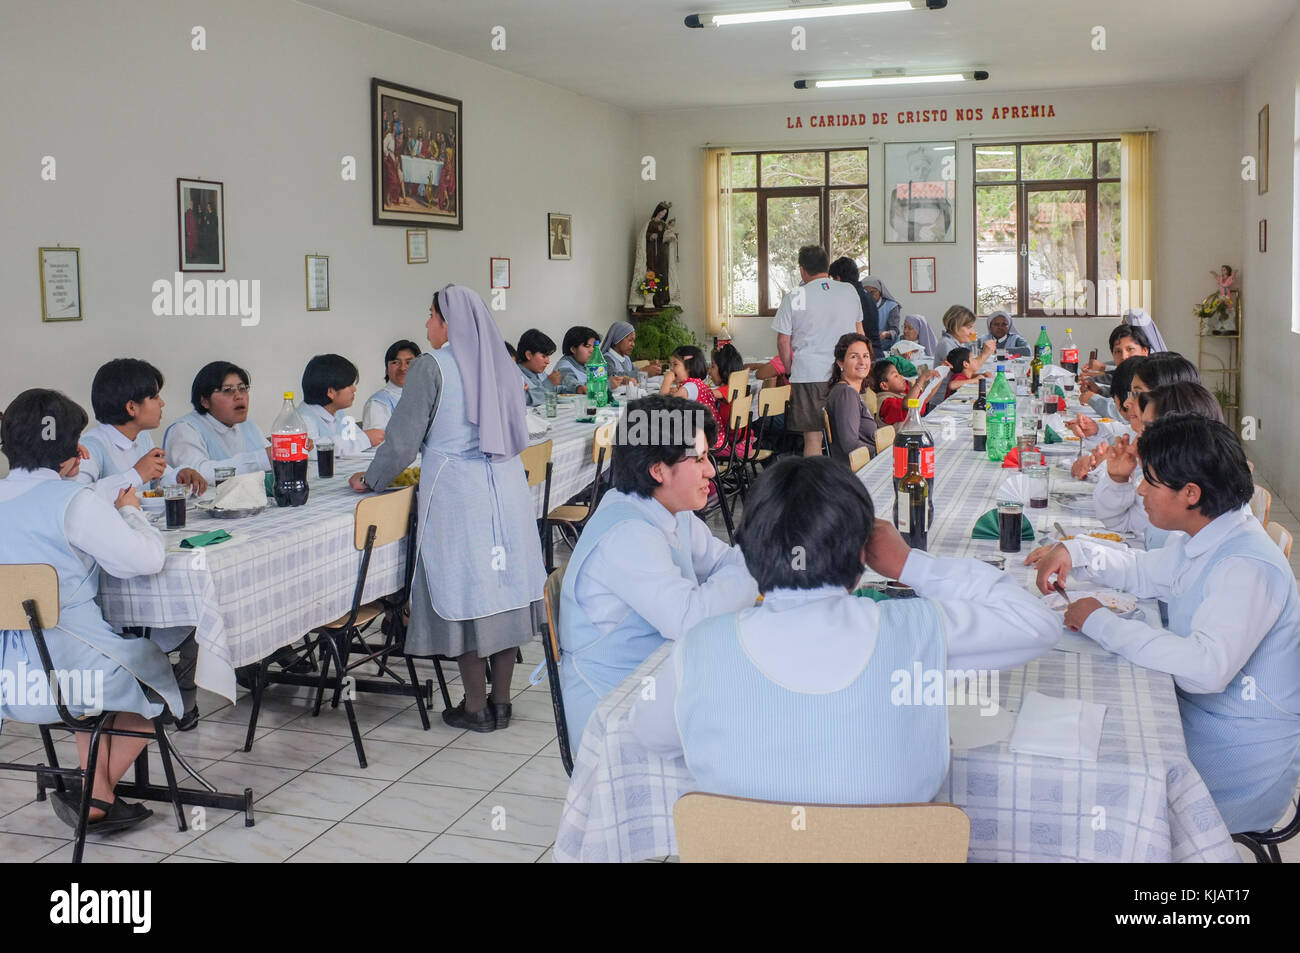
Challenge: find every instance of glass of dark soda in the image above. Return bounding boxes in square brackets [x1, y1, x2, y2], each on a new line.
[163, 484, 187, 530]
[317, 439, 335, 479]
[997, 501, 1023, 553]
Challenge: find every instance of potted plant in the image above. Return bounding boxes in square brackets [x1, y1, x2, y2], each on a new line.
[631, 306, 696, 363]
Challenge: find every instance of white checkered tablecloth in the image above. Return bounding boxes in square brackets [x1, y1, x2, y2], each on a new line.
[552, 390, 1241, 863]
[527, 405, 616, 513]
[98, 467, 406, 703]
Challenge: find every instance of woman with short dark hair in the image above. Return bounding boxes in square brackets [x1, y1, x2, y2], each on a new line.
[163, 361, 271, 482]
[362, 339, 421, 436]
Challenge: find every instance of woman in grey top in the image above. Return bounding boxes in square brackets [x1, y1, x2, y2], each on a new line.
[824, 333, 878, 466]
[349, 285, 545, 732]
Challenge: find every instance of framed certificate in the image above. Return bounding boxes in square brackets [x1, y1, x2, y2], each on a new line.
[910, 256, 937, 293]
[39, 247, 82, 322]
[306, 255, 330, 311]
[490, 257, 510, 289]
[406, 229, 428, 263]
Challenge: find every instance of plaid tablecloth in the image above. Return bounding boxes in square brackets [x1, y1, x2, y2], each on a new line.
[527, 406, 616, 513]
[99, 468, 406, 703]
[553, 390, 1240, 863]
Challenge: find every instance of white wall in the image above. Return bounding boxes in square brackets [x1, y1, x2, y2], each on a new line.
[635, 81, 1243, 368]
[1241, 4, 1300, 507]
[0, 0, 635, 472]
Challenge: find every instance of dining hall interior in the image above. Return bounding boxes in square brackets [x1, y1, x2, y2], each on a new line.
[2, 0, 1300, 874]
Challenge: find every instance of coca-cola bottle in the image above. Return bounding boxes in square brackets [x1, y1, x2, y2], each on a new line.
[271, 392, 309, 507]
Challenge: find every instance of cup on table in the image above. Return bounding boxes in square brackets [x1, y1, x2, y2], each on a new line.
[997, 501, 1023, 553]
[544, 391, 558, 418]
[1024, 463, 1050, 509]
[213, 466, 236, 487]
[163, 483, 187, 530]
[1016, 431, 1037, 457]
[638, 371, 648, 388]
[316, 439, 335, 478]
[976, 553, 1006, 571]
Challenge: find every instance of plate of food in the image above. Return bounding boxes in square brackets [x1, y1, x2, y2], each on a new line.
[1042, 587, 1140, 616]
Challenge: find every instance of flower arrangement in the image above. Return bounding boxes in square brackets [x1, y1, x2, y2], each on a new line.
[636, 270, 663, 297]
[1194, 265, 1239, 335]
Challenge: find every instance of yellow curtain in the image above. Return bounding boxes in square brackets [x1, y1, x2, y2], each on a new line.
[1120, 132, 1154, 316]
[702, 147, 732, 334]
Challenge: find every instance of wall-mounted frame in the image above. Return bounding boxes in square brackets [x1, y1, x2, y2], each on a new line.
[39, 246, 82, 322]
[490, 257, 510, 289]
[1258, 105, 1269, 196]
[884, 141, 955, 243]
[406, 229, 428, 263]
[176, 178, 225, 272]
[1259, 219, 1267, 253]
[909, 256, 937, 293]
[548, 212, 572, 260]
[306, 255, 330, 311]
[372, 77, 462, 229]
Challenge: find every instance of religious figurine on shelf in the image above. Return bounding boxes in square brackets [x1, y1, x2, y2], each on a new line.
[1194, 264, 1239, 336]
[629, 201, 681, 310]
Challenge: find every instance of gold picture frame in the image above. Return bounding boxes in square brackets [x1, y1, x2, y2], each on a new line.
[39, 246, 82, 322]
[305, 255, 330, 311]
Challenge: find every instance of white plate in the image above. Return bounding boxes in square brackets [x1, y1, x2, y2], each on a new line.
[1043, 587, 1139, 615]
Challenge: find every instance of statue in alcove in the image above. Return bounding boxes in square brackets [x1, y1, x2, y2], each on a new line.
[629, 201, 680, 309]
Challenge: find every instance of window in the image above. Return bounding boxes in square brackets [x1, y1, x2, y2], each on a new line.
[727, 149, 868, 316]
[974, 140, 1121, 317]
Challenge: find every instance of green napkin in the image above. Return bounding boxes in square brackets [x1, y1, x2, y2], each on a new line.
[887, 355, 918, 378]
[1045, 425, 1063, 444]
[576, 416, 597, 424]
[1053, 384, 1065, 398]
[971, 509, 1035, 540]
[264, 471, 274, 497]
[180, 530, 232, 549]
[852, 587, 892, 602]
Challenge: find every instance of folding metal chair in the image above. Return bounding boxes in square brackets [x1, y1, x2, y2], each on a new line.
[520, 439, 555, 570]
[1233, 796, 1300, 862]
[547, 420, 616, 558]
[539, 568, 573, 776]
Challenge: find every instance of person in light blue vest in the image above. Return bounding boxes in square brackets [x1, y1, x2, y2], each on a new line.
[1029, 415, 1300, 833]
[362, 339, 421, 439]
[163, 361, 271, 484]
[558, 394, 758, 750]
[299, 353, 378, 456]
[555, 326, 598, 394]
[515, 328, 561, 407]
[1, 389, 181, 834]
[631, 456, 1060, 804]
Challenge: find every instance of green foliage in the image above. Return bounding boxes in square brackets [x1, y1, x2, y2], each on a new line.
[631, 306, 698, 360]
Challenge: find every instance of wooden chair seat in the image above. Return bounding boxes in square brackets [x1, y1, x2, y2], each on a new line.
[548, 503, 591, 523]
[316, 601, 385, 631]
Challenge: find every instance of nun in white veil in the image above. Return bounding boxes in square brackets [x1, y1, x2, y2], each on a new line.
[1124, 309, 1168, 352]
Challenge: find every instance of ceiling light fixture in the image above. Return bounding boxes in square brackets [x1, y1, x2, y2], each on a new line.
[686, 0, 945, 29]
[794, 70, 987, 88]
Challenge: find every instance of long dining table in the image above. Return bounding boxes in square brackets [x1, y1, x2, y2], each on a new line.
[552, 375, 1241, 863]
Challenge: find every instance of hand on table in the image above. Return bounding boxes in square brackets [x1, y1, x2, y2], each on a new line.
[1104, 435, 1139, 482]
[864, 518, 911, 581]
[114, 486, 141, 510]
[1024, 542, 1073, 594]
[176, 467, 208, 496]
[348, 472, 370, 493]
[1063, 597, 1103, 632]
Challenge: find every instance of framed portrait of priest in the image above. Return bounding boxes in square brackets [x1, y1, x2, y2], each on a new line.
[372, 78, 463, 229]
[884, 142, 956, 244]
[176, 178, 225, 271]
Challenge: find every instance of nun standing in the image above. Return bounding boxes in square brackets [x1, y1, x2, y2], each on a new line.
[979, 310, 1032, 357]
[349, 285, 545, 732]
[602, 321, 660, 383]
[863, 276, 902, 346]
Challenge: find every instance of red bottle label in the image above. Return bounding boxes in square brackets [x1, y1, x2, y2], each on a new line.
[271, 432, 307, 462]
[893, 446, 935, 479]
[1062, 348, 1079, 364]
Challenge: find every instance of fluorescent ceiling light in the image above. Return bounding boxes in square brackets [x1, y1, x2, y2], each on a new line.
[686, 0, 944, 28]
[795, 70, 987, 88]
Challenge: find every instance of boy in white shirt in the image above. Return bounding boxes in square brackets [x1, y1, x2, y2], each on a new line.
[299, 353, 378, 457]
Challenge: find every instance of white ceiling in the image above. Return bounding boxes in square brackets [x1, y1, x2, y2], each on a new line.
[300, 0, 1299, 111]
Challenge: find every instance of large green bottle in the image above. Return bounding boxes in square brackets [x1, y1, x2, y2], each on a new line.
[1034, 325, 1053, 366]
[986, 365, 1017, 462]
[586, 340, 610, 408]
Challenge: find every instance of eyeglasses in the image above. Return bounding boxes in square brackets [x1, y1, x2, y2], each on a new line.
[216, 384, 251, 396]
[387, 358, 415, 367]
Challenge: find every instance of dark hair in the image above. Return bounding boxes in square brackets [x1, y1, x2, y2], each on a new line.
[712, 343, 745, 391]
[191, 361, 250, 414]
[829, 333, 871, 389]
[563, 326, 599, 356]
[1, 389, 88, 471]
[1109, 357, 1141, 410]
[611, 394, 717, 498]
[827, 256, 860, 285]
[90, 358, 164, 425]
[945, 346, 972, 373]
[1137, 415, 1253, 519]
[1129, 352, 1199, 393]
[383, 339, 422, 382]
[517, 329, 556, 363]
[672, 345, 708, 381]
[1137, 382, 1223, 424]
[798, 244, 830, 274]
[736, 456, 875, 593]
[505, 342, 518, 360]
[869, 359, 898, 392]
[1108, 323, 1152, 353]
[302, 354, 360, 406]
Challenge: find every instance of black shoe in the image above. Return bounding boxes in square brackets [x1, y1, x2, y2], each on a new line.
[51, 792, 152, 834]
[488, 701, 512, 730]
[270, 646, 315, 674]
[175, 707, 200, 732]
[234, 666, 258, 691]
[441, 699, 496, 732]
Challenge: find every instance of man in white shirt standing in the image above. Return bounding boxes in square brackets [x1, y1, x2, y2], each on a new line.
[771, 245, 864, 456]
[1028, 415, 1300, 834]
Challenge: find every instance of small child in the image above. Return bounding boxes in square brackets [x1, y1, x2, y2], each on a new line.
[942, 346, 990, 395]
[299, 354, 375, 456]
[555, 326, 599, 395]
[870, 359, 937, 426]
[516, 329, 561, 407]
[662, 346, 726, 449]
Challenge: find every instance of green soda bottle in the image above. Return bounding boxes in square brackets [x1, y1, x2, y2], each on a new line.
[1034, 325, 1053, 367]
[986, 365, 1017, 462]
[586, 340, 610, 408]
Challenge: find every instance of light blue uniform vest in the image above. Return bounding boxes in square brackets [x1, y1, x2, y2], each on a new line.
[163, 411, 266, 464]
[412, 346, 544, 622]
[605, 349, 636, 377]
[0, 480, 182, 723]
[555, 355, 587, 394]
[1168, 525, 1300, 832]
[676, 598, 949, 803]
[558, 499, 696, 748]
[518, 364, 554, 407]
[369, 387, 399, 417]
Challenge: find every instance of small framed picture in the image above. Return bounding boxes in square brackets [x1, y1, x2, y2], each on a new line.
[306, 255, 330, 311]
[39, 247, 82, 322]
[176, 178, 225, 272]
[1259, 219, 1267, 253]
[1258, 105, 1269, 196]
[490, 257, 510, 289]
[548, 212, 572, 260]
[909, 257, 937, 293]
[406, 229, 428, 263]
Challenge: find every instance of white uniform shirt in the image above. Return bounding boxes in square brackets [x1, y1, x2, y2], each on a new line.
[1064, 507, 1291, 695]
[362, 382, 403, 431]
[164, 415, 269, 482]
[771, 278, 863, 383]
[632, 549, 1060, 752]
[77, 423, 181, 504]
[0, 469, 164, 579]
[574, 488, 759, 644]
[1093, 469, 1150, 535]
[298, 403, 372, 457]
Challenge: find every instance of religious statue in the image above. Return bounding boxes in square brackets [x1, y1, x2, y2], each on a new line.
[629, 201, 681, 309]
[1194, 264, 1240, 335]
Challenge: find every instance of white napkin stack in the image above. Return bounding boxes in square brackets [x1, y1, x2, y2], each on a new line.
[213, 472, 267, 511]
[526, 413, 551, 438]
[1008, 691, 1106, 761]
